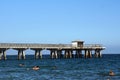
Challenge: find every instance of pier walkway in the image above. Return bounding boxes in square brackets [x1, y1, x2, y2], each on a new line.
[0, 40, 105, 60]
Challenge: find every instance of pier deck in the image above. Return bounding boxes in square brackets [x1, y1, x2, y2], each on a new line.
[0, 40, 105, 60]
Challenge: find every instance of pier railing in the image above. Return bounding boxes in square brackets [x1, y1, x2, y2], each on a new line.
[0, 43, 104, 49]
[0, 43, 71, 48]
[83, 44, 102, 48]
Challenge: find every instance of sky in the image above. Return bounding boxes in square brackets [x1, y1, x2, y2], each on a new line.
[0, 0, 120, 54]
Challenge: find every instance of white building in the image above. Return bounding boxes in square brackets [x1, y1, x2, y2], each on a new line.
[72, 40, 84, 47]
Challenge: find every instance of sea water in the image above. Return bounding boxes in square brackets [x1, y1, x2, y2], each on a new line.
[0, 54, 120, 80]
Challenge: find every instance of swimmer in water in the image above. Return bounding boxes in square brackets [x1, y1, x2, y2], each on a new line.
[52, 66, 57, 69]
[19, 64, 25, 67]
[109, 70, 115, 76]
[32, 66, 40, 70]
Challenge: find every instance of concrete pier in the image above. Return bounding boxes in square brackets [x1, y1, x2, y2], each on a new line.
[50, 50, 58, 59]
[64, 50, 73, 59]
[0, 49, 7, 60]
[57, 50, 63, 58]
[18, 49, 26, 60]
[0, 40, 105, 60]
[75, 50, 82, 58]
[85, 50, 89, 58]
[34, 49, 42, 59]
[94, 49, 102, 58]
[3, 50, 7, 60]
[0, 51, 3, 60]
[84, 50, 93, 58]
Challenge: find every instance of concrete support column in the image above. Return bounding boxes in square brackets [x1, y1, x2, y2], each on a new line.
[95, 50, 102, 58]
[0, 50, 3, 60]
[68, 50, 73, 58]
[22, 50, 25, 59]
[18, 50, 25, 60]
[50, 50, 55, 59]
[35, 49, 42, 59]
[3, 50, 7, 60]
[75, 50, 82, 58]
[95, 50, 98, 58]
[18, 50, 22, 60]
[50, 50, 58, 59]
[88, 50, 92, 58]
[55, 50, 58, 59]
[0, 50, 7, 60]
[35, 50, 39, 59]
[64, 50, 73, 58]
[57, 50, 62, 58]
[75, 50, 79, 58]
[64, 50, 69, 58]
[94, 50, 96, 58]
[79, 50, 83, 58]
[98, 50, 102, 58]
[39, 50, 42, 59]
[85, 50, 89, 58]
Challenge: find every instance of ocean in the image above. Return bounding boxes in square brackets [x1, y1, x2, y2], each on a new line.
[0, 54, 120, 80]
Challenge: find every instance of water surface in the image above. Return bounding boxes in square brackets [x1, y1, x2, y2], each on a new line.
[0, 54, 120, 80]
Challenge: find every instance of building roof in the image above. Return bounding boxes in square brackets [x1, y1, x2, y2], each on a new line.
[72, 40, 84, 43]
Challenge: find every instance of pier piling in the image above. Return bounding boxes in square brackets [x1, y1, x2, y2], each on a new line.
[34, 49, 42, 59]
[18, 49, 26, 60]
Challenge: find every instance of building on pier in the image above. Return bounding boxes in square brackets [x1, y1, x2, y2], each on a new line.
[72, 40, 84, 47]
[0, 40, 105, 60]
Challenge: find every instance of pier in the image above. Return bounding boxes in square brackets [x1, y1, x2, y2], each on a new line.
[0, 40, 105, 60]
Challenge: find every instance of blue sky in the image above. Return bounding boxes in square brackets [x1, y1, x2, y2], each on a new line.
[0, 0, 120, 53]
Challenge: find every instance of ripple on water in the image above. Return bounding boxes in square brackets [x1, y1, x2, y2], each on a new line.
[0, 55, 120, 80]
